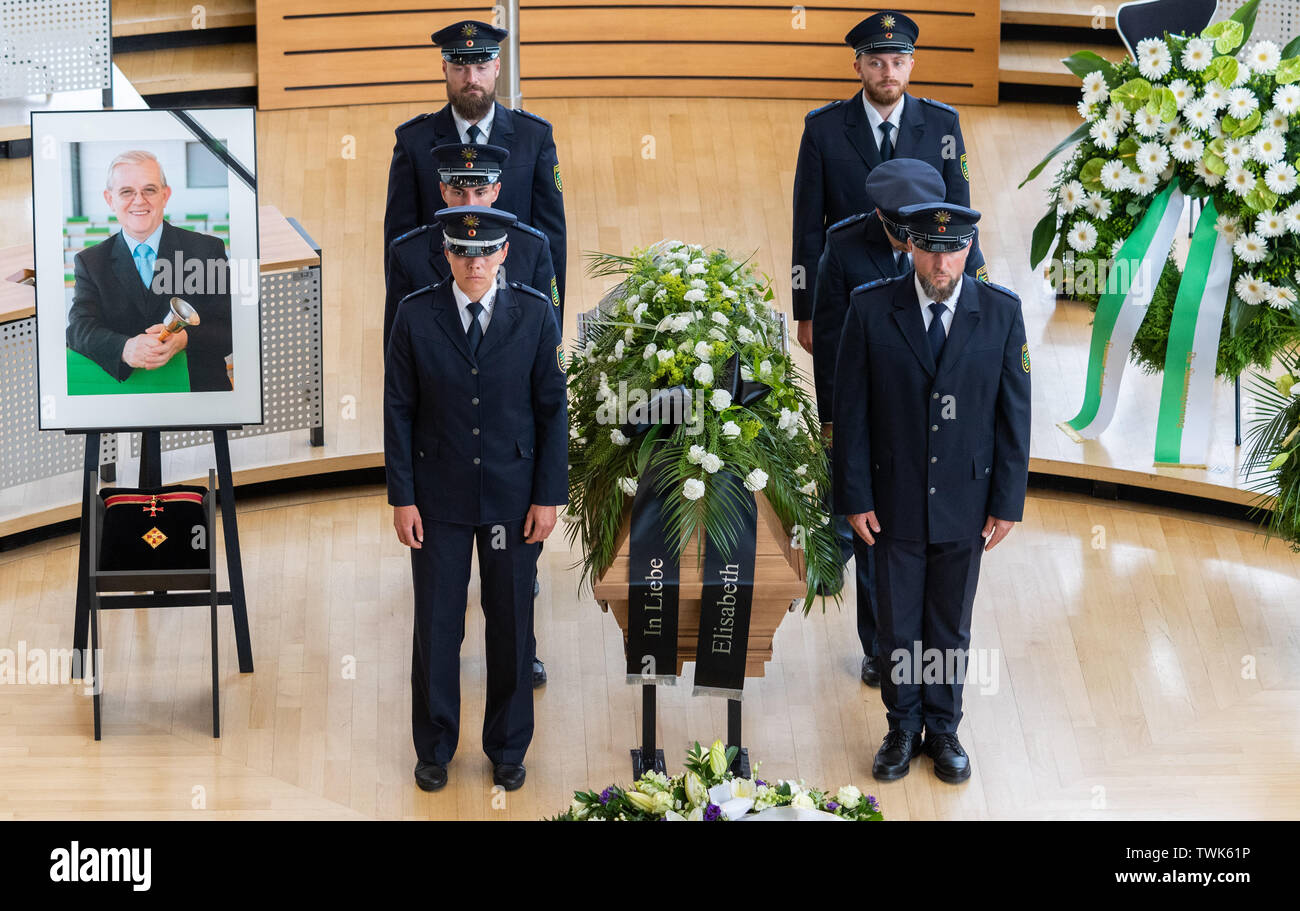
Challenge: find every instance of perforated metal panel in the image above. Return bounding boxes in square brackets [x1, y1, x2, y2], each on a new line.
[131, 266, 324, 455]
[1216, 0, 1298, 45]
[0, 0, 111, 98]
[0, 316, 115, 488]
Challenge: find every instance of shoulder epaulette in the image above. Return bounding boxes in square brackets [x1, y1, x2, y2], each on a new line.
[512, 108, 551, 127]
[828, 212, 869, 234]
[394, 224, 431, 245]
[511, 221, 545, 240]
[396, 112, 430, 131]
[398, 282, 439, 304]
[510, 281, 550, 303]
[806, 98, 847, 119]
[920, 97, 958, 116]
[985, 281, 1020, 301]
[851, 275, 904, 295]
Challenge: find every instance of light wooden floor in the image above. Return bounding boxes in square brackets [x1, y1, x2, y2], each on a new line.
[1, 486, 1298, 820]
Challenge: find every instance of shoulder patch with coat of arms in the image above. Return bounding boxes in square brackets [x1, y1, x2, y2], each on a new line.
[550, 276, 560, 307]
[553, 164, 563, 192]
[556, 344, 566, 372]
[1021, 343, 1030, 373]
[960, 153, 970, 182]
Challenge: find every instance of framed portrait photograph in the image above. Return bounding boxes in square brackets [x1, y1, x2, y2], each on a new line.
[31, 107, 261, 430]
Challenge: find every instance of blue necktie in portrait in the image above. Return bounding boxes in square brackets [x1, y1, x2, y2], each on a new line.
[134, 243, 156, 289]
[466, 300, 484, 354]
[927, 302, 947, 362]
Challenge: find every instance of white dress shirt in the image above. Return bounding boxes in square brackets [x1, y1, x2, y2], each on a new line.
[862, 91, 904, 154]
[452, 279, 498, 334]
[451, 104, 496, 144]
[915, 272, 962, 336]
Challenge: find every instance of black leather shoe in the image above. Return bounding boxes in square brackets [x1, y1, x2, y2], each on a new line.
[872, 729, 922, 781]
[860, 655, 880, 687]
[923, 732, 971, 783]
[532, 658, 547, 688]
[414, 760, 448, 791]
[493, 763, 526, 791]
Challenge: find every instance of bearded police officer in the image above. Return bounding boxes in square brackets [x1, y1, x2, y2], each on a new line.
[814, 158, 988, 688]
[385, 206, 567, 793]
[792, 10, 971, 354]
[384, 20, 567, 322]
[832, 203, 1029, 785]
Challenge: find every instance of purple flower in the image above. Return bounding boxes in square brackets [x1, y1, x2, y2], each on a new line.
[704, 803, 722, 821]
[600, 788, 613, 805]
[755, 779, 767, 787]
[826, 801, 840, 811]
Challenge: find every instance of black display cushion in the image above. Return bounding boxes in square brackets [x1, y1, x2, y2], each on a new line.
[98, 485, 211, 572]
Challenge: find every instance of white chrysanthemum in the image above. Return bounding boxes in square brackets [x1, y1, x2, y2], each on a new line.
[1059, 180, 1085, 213]
[682, 288, 706, 303]
[1161, 118, 1184, 142]
[1257, 211, 1286, 238]
[736, 325, 755, 344]
[1170, 134, 1205, 163]
[1133, 106, 1163, 137]
[709, 389, 732, 411]
[1215, 213, 1242, 243]
[1099, 160, 1129, 192]
[1268, 286, 1297, 312]
[618, 477, 637, 496]
[1235, 273, 1269, 305]
[692, 363, 713, 385]
[1182, 99, 1212, 131]
[1223, 138, 1250, 167]
[1234, 232, 1268, 263]
[1225, 165, 1255, 196]
[1136, 38, 1172, 79]
[1284, 202, 1300, 234]
[610, 429, 629, 446]
[1089, 119, 1118, 150]
[656, 348, 674, 365]
[682, 478, 705, 501]
[685, 260, 707, 275]
[1136, 141, 1169, 175]
[1067, 219, 1099, 253]
[1246, 40, 1281, 75]
[1273, 83, 1300, 116]
[1251, 129, 1286, 165]
[1202, 83, 1229, 111]
[1127, 169, 1158, 196]
[1194, 158, 1223, 187]
[1226, 87, 1261, 119]
[688, 278, 707, 291]
[1265, 162, 1298, 196]
[721, 420, 741, 439]
[692, 340, 713, 361]
[688, 444, 705, 464]
[1077, 99, 1097, 120]
[1080, 70, 1108, 102]
[1181, 37, 1213, 71]
[743, 469, 768, 492]
[1084, 192, 1113, 219]
[1263, 107, 1289, 133]
[710, 310, 729, 326]
[700, 453, 723, 474]
[1105, 104, 1131, 128]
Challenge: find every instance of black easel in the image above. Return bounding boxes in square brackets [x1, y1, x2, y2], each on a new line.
[72, 427, 254, 674]
[631, 686, 750, 779]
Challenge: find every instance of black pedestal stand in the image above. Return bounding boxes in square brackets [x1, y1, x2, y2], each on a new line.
[631, 684, 750, 779]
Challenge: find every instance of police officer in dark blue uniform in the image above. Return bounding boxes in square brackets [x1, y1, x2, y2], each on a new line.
[385, 142, 559, 348]
[814, 158, 988, 689]
[384, 20, 566, 321]
[832, 203, 1030, 785]
[385, 206, 568, 793]
[792, 10, 971, 356]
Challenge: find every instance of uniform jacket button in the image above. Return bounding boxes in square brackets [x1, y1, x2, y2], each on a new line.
[985, 467, 991, 475]
[472, 397, 479, 405]
[473, 457, 481, 465]
[472, 428, 480, 435]
[929, 487, 936, 495]
[418, 450, 424, 458]
[471, 368, 478, 375]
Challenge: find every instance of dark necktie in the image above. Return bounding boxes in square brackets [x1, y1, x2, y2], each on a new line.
[895, 250, 910, 276]
[467, 124, 483, 143]
[466, 300, 484, 354]
[879, 121, 895, 161]
[927, 302, 947, 363]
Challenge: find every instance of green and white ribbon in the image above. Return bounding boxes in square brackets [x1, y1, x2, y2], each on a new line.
[1059, 182, 1186, 442]
[1153, 197, 1233, 467]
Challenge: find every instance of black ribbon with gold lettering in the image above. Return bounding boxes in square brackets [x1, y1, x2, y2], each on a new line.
[626, 461, 679, 683]
[692, 472, 758, 700]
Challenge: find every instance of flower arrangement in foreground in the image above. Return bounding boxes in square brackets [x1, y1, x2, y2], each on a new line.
[564, 241, 841, 604]
[1024, 0, 1300, 378]
[1245, 346, 1300, 548]
[552, 740, 883, 821]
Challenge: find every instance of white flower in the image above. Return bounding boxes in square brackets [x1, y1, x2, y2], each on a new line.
[1194, 158, 1223, 187]
[688, 278, 706, 291]
[1067, 219, 1099, 253]
[1160, 118, 1184, 143]
[1267, 285, 1297, 311]
[1264, 107, 1289, 133]
[1126, 169, 1157, 195]
[1105, 104, 1131, 129]
[1088, 120, 1118, 150]
[1283, 201, 1300, 234]
[613, 339, 625, 360]
[1136, 38, 1172, 79]
[653, 287, 667, 302]
[777, 407, 799, 432]
[1223, 137, 1250, 166]
[701, 453, 723, 474]
[642, 342, 658, 360]
[1168, 79, 1193, 110]
[685, 260, 707, 275]
[610, 429, 629, 446]
[708, 327, 727, 341]
[682, 478, 706, 500]
[1225, 87, 1260, 120]
[693, 363, 713, 385]
[710, 389, 732, 411]
[721, 285, 738, 300]
[1202, 83, 1229, 111]
[693, 340, 713, 361]
[667, 267, 682, 277]
[1099, 160, 1129, 192]
[1181, 37, 1213, 71]
[688, 444, 706, 464]
[1170, 134, 1205, 163]
[1182, 99, 1212, 131]
[798, 480, 816, 495]
[1136, 141, 1170, 175]
[836, 785, 863, 809]
[1235, 273, 1270, 305]
[618, 477, 638, 496]
[1133, 107, 1163, 137]
[789, 524, 806, 550]
[791, 791, 816, 810]
[743, 468, 768, 492]
[656, 348, 674, 364]
[1266, 162, 1299, 196]
[1080, 70, 1108, 103]
[1215, 213, 1242, 244]
[1233, 232, 1268, 264]
[1084, 192, 1113, 219]
[710, 311, 729, 326]
[1225, 165, 1254, 196]
[721, 420, 741, 439]
[1251, 129, 1285, 165]
[739, 363, 753, 381]
[1058, 180, 1085, 213]
[757, 359, 773, 380]
[1273, 84, 1300, 116]
[683, 288, 706, 303]
[1245, 40, 1281, 75]
[736, 326, 756, 344]
[1257, 211, 1286, 238]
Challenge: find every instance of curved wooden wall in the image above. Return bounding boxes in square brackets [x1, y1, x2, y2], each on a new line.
[255, 1, 1000, 109]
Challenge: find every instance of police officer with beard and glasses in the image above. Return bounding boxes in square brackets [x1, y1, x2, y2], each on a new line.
[832, 203, 1029, 786]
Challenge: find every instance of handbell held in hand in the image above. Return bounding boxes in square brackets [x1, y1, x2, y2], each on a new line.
[156, 296, 200, 343]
